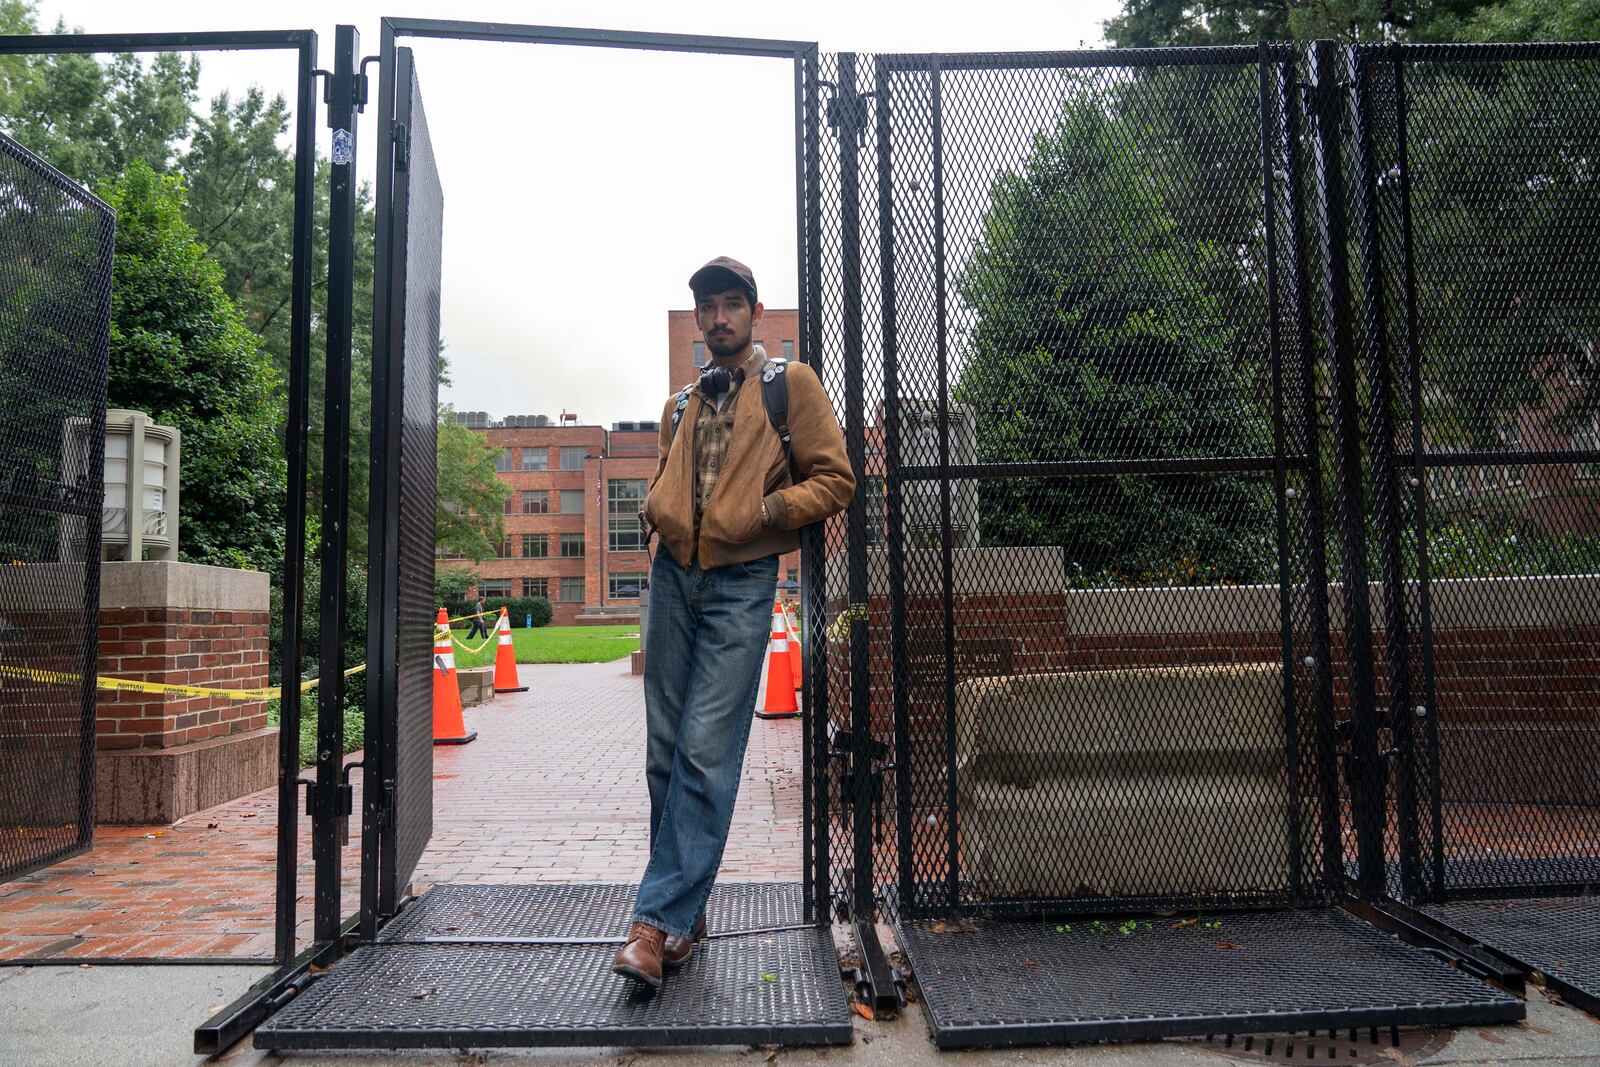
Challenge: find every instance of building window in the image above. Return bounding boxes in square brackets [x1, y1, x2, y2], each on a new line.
[435, 545, 466, 561]
[559, 488, 585, 515]
[522, 577, 549, 599]
[492, 448, 513, 472]
[782, 339, 794, 360]
[863, 475, 885, 547]
[608, 572, 647, 599]
[479, 579, 511, 598]
[693, 341, 707, 368]
[521, 490, 549, 514]
[786, 568, 798, 585]
[560, 446, 586, 470]
[521, 448, 549, 471]
[495, 538, 513, 558]
[561, 533, 585, 558]
[522, 533, 548, 559]
[503, 493, 516, 515]
[560, 576, 584, 603]
[608, 479, 648, 551]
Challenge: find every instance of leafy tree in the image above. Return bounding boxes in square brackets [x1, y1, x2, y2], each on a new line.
[435, 566, 480, 605]
[1104, 0, 1511, 48]
[435, 406, 509, 563]
[0, 3, 196, 184]
[951, 90, 1277, 584]
[181, 88, 298, 368]
[99, 160, 285, 573]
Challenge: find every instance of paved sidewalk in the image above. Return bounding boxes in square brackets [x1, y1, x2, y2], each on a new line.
[0, 658, 804, 960]
[2, 959, 1596, 1067]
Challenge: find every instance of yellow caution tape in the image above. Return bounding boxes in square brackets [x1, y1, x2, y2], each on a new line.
[0, 662, 366, 701]
[449, 630, 497, 655]
[444, 609, 496, 624]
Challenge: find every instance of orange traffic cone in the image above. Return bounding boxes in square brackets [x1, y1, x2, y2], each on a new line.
[492, 607, 527, 693]
[757, 603, 798, 720]
[784, 604, 804, 691]
[433, 608, 477, 745]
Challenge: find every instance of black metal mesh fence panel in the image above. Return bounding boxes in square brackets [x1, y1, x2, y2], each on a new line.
[1364, 44, 1600, 899]
[392, 58, 443, 900]
[0, 133, 114, 883]
[867, 48, 1337, 918]
[805, 52, 892, 924]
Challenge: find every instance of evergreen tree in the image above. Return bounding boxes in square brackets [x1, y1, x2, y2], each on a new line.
[99, 160, 285, 573]
[952, 91, 1277, 584]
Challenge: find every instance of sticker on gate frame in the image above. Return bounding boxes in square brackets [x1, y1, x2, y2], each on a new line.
[331, 128, 353, 165]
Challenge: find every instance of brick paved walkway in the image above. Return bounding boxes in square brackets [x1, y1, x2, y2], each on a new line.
[0, 659, 804, 961]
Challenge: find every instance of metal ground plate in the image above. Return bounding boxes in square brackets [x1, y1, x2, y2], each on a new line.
[1420, 895, 1600, 1016]
[379, 881, 806, 942]
[895, 906, 1522, 1049]
[256, 883, 850, 1050]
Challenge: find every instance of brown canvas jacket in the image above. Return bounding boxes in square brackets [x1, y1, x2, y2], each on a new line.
[642, 354, 855, 570]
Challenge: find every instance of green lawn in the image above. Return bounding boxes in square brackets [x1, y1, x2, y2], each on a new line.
[449, 624, 639, 668]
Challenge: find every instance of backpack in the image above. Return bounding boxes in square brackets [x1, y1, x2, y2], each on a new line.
[669, 357, 793, 475]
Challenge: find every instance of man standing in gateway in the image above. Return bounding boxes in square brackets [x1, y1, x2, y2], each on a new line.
[616, 257, 854, 987]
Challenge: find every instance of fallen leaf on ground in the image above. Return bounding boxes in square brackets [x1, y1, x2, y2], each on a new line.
[206, 823, 219, 830]
[929, 921, 975, 934]
[760, 972, 779, 983]
[1215, 941, 1243, 950]
[1478, 1029, 1506, 1044]
[242, 813, 257, 818]
[853, 1003, 874, 1021]
[77, 963, 91, 969]
[1022, 960, 1039, 967]
[1170, 918, 1197, 929]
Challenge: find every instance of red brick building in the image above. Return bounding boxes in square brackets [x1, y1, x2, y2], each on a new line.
[443, 309, 804, 625]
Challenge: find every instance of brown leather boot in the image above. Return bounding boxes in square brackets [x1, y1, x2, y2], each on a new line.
[613, 922, 666, 988]
[662, 914, 708, 970]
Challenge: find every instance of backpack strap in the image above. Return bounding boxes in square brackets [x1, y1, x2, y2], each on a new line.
[759, 358, 794, 476]
[667, 382, 695, 439]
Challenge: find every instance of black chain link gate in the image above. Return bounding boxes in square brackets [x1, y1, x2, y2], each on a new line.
[0, 133, 113, 885]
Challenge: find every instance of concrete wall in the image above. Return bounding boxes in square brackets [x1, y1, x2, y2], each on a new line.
[824, 565, 1600, 809]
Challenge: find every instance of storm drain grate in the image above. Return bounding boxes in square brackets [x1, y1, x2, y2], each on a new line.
[1192, 1025, 1454, 1064]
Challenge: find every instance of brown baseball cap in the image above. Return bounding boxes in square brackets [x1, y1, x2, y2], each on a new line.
[688, 256, 758, 302]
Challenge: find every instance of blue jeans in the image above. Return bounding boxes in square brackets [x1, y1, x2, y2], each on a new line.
[632, 547, 778, 940]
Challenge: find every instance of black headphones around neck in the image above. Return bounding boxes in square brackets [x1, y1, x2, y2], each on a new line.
[699, 364, 735, 399]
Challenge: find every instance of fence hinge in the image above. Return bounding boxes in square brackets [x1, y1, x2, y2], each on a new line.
[393, 121, 410, 171]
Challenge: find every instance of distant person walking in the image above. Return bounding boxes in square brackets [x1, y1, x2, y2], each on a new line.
[615, 257, 854, 988]
[466, 595, 490, 640]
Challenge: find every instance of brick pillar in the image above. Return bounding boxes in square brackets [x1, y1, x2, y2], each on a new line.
[94, 561, 277, 824]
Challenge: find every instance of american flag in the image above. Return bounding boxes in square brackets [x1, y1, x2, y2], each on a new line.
[596, 475, 602, 508]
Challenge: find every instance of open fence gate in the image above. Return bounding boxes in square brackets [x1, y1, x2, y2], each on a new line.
[254, 19, 853, 1052]
[243, 24, 1596, 1057]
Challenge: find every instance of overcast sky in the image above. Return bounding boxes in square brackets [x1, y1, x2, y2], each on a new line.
[34, 1, 1117, 428]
